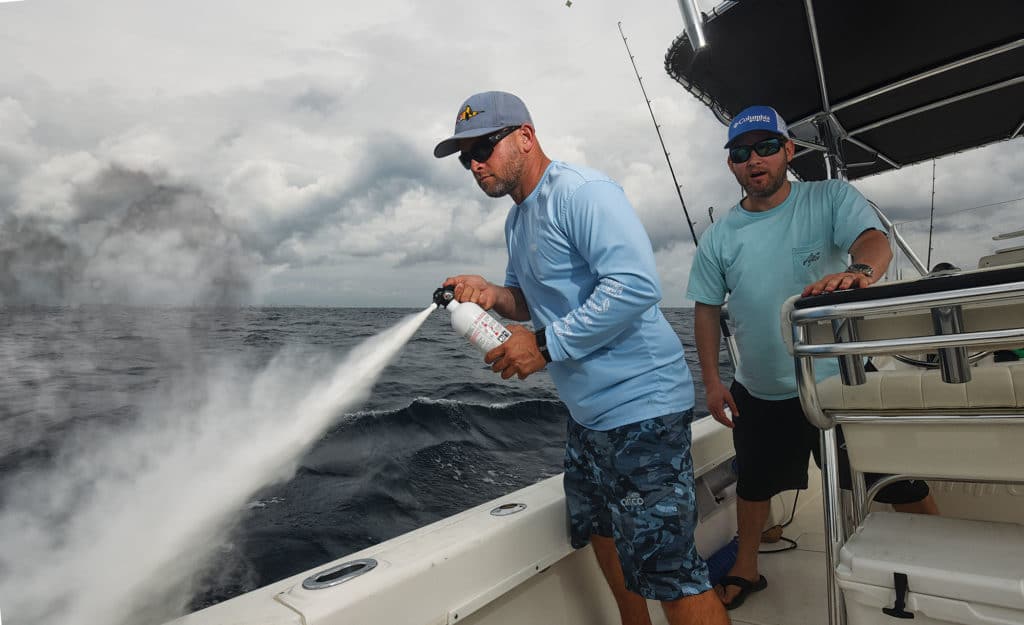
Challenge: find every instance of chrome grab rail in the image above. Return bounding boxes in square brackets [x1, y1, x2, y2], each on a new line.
[860, 473, 1024, 529]
[793, 277, 1024, 429]
[893, 351, 990, 368]
[794, 327, 1024, 358]
[795, 323, 1024, 431]
[791, 281, 1024, 322]
[793, 271, 1024, 437]
[819, 427, 847, 625]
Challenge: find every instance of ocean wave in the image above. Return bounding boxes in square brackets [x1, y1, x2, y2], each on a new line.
[300, 398, 568, 480]
[339, 396, 567, 425]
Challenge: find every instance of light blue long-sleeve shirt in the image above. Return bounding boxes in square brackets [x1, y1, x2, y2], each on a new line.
[503, 161, 694, 430]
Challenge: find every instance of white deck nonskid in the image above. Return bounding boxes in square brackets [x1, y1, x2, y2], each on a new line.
[729, 548, 826, 625]
[731, 467, 828, 625]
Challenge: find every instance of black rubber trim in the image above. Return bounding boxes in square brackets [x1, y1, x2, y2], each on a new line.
[793, 266, 1024, 309]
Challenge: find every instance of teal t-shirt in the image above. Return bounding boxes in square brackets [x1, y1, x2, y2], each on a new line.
[686, 180, 885, 400]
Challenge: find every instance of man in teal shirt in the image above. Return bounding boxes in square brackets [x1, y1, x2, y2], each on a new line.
[436, 91, 727, 625]
[687, 105, 937, 610]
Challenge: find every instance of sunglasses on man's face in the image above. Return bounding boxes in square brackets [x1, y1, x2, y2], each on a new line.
[459, 126, 520, 169]
[728, 137, 786, 164]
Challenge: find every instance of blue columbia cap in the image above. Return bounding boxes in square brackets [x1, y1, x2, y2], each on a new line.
[724, 105, 789, 148]
[434, 91, 533, 158]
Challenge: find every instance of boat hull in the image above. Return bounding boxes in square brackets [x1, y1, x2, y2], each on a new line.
[171, 415, 738, 625]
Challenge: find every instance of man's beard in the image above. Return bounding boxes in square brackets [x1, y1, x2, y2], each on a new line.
[480, 156, 525, 198]
[745, 169, 787, 198]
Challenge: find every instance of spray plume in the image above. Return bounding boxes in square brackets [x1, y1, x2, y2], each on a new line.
[0, 305, 435, 625]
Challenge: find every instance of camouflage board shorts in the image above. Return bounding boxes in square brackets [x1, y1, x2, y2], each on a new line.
[564, 409, 712, 600]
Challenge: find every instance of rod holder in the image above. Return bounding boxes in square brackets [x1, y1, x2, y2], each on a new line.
[832, 317, 866, 385]
[931, 305, 970, 383]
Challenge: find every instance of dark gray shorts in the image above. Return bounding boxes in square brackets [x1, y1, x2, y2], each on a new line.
[564, 409, 712, 600]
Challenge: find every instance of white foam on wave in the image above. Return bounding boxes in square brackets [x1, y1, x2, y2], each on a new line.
[402, 396, 563, 411]
[0, 305, 435, 625]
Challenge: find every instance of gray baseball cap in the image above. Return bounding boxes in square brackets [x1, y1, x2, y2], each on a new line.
[433, 91, 533, 158]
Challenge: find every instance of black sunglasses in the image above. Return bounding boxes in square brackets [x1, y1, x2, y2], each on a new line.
[459, 126, 520, 169]
[728, 137, 786, 163]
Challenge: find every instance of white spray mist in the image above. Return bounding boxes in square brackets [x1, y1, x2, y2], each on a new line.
[0, 305, 435, 625]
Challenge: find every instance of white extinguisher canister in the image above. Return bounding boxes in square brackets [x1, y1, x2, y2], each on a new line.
[433, 286, 512, 354]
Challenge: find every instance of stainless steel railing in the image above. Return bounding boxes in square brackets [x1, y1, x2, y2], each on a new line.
[790, 270, 1024, 625]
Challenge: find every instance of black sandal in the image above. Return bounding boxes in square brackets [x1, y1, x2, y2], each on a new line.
[717, 574, 768, 610]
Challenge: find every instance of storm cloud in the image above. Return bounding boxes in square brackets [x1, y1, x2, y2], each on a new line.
[1, 163, 257, 306]
[0, 0, 1020, 306]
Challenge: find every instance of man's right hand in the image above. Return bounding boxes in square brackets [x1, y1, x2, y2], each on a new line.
[443, 274, 502, 310]
[705, 379, 739, 428]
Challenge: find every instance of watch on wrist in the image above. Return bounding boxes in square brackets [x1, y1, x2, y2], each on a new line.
[846, 263, 874, 277]
[534, 327, 552, 363]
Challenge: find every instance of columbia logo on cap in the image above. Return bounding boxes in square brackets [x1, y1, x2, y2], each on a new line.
[732, 114, 772, 129]
[724, 105, 789, 148]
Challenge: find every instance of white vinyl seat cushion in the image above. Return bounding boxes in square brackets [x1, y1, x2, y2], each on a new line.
[818, 363, 1024, 411]
[817, 363, 1024, 481]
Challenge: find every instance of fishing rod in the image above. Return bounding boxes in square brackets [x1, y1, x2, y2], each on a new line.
[618, 22, 739, 372]
[618, 21, 699, 247]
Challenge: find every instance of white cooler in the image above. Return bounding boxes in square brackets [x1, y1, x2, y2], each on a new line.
[837, 512, 1024, 625]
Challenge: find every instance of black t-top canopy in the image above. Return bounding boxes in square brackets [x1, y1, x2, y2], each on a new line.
[665, 1, 1024, 181]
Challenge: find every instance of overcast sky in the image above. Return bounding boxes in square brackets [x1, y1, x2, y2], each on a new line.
[1, 0, 1021, 307]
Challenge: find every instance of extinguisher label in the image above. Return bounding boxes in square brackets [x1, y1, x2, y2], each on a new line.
[468, 312, 511, 352]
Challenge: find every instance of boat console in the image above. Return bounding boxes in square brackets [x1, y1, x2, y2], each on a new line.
[789, 264, 1024, 625]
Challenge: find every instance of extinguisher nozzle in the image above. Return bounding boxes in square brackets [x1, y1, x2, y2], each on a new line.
[432, 286, 455, 308]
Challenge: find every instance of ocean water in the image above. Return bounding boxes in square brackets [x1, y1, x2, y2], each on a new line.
[0, 305, 731, 622]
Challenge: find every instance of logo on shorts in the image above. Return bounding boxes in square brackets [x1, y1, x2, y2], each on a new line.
[620, 492, 645, 509]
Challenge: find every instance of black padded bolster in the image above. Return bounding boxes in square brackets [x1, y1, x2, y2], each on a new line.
[793, 265, 1024, 310]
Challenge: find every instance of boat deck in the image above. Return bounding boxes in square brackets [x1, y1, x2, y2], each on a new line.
[636, 464, 829, 625]
[729, 483, 827, 625]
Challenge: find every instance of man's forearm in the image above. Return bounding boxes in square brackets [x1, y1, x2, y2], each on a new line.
[496, 286, 532, 321]
[694, 302, 724, 385]
[850, 229, 893, 277]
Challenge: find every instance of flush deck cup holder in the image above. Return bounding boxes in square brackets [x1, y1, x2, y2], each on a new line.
[490, 502, 527, 516]
[302, 558, 378, 590]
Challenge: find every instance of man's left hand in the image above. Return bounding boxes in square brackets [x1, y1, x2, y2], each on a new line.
[802, 271, 875, 297]
[484, 325, 548, 380]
